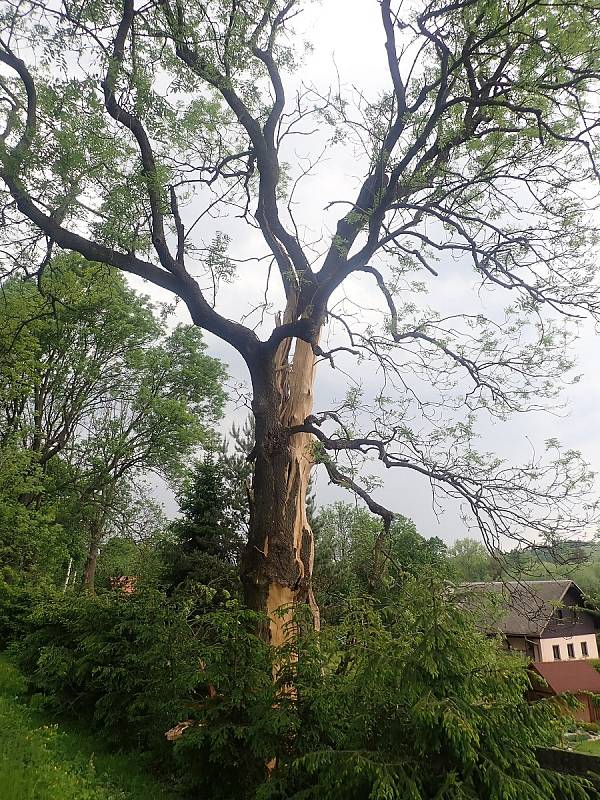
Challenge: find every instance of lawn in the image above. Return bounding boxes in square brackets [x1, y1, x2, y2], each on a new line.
[0, 656, 180, 799]
[573, 737, 600, 757]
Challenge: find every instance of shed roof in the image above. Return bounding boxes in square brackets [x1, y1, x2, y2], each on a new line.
[463, 580, 580, 636]
[531, 660, 600, 695]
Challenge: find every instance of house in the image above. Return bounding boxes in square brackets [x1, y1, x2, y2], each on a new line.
[464, 580, 599, 663]
[528, 660, 600, 723]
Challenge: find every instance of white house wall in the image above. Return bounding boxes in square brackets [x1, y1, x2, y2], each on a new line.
[539, 634, 598, 662]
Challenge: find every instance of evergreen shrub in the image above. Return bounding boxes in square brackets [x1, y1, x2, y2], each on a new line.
[10, 578, 599, 799]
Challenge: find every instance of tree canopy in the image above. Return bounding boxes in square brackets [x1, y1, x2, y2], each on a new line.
[1, 0, 600, 630]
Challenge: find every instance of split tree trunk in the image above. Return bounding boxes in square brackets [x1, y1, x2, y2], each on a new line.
[82, 538, 100, 592]
[241, 322, 320, 646]
[82, 522, 103, 593]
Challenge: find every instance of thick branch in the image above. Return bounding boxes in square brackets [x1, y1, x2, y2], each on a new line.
[101, 0, 177, 274]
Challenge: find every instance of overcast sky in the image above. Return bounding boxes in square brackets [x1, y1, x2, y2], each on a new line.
[135, 0, 600, 545]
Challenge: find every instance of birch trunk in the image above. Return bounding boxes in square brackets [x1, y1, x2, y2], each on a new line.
[63, 557, 73, 593]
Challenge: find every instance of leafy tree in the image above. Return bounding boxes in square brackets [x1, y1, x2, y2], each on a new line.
[0, 440, 68, 643]
[165, 450, 248, 600]
[93, 491, 168, 592]
[313, 504, 382, 615]
[314, 502, 449, 620]
[0, 256, 159, 468]
[273, 580, 595, 800]
[14, 589, 206, 756]
[2, 0, 600, 642]
[70, 321, 227, 590]
[0, 256, 227, 589]
[0, 442, 64, 580]
[448, 537, 497, 583]
[170, 579, 596, 799]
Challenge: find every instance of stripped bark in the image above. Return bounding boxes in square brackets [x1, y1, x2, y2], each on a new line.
[242, 303, 321, 645]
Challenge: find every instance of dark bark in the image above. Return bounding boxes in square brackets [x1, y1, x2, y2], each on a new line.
[82, 530, 101, 593]
[3, 0, 600, 642]
[81, 504, 108, 593]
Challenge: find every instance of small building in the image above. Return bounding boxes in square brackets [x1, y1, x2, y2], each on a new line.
[529, 660, 600, 723]
[109, 575, 138, 594]
[464, 580, 599, 663]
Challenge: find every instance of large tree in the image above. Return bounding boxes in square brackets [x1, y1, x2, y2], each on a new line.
[1, 0, 600, 642]
[70, 321, 227, 589]
[313, 502, 448, 622]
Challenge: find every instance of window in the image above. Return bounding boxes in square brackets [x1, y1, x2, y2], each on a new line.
[556, 609, 564, 624]
[553, 645, 561, 660]
[582, 641, 589, 657]
[567, 643, 575, 659]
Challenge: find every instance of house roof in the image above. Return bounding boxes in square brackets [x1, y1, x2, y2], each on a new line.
[531, 660, 600, 695]
[463, 580, 580, 636]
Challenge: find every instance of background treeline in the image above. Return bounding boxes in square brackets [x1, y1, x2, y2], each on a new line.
[0, 260, 597, 799]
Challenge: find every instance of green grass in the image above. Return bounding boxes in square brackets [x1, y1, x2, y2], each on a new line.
[0, 656, 181, 799]
[572, 737, 600, 756]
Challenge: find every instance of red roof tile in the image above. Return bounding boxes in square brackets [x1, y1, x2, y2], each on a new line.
[531, 660, 600, 694]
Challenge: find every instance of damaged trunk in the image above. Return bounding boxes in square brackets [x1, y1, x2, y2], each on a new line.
[81, 505, 108, 593]
[81, 530, 101, 593]
[241, 326, 320, 646]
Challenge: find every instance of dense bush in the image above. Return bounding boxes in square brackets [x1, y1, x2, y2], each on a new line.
[9, 578, 598, 800]
[267, 581, 593, 800]
[10, 588, 279, 795]
[171, 607, 279, 798]
[0, 656, 181, 800]
[0, 573, 51, 647]
[13, 589, 203, 760]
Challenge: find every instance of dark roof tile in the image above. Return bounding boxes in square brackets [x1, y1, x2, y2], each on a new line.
[462, 580, 576, 636]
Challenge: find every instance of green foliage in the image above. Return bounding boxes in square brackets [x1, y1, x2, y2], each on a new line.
[0, 657, 179, 800]
[267, 580, 595, 800]
[165, 450, 248, 597]
[13, 590, 203, 756]
[0, 442, 66, 582]
[171, 607, 276, 799]
[0, 254, 227, 588]
[313, 503, 383, 609]
[164, 578, 594, 800]
[94, 533, 167, 593]
[448, 538, 497, 583]
[163, 421, 253, 603]
[313, 502, 449, 619]
[11, 573, 598, 800]
[11, 587, 276, 797]
[0, 576, 45, 647]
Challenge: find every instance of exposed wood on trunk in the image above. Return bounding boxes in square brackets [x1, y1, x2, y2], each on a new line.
[242, 307, 321, 645]
[269, 335, 321, 645]
[82, 532, 101, 593]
